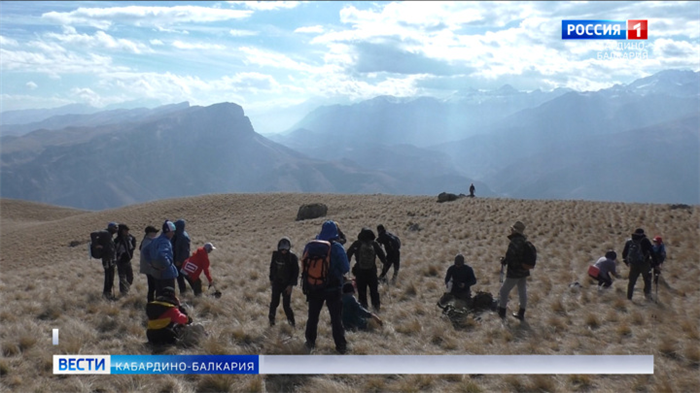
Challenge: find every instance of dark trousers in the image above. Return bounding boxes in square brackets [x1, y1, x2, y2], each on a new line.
[184, 275, 203, 296]
[146, 274, 157, 302]
[305, 289, 346, 352]
[103, 263, 116, 295]
[355, 268, 380, 310]
[627, 262, 651, 299]
[175, 262, 188, 294]
[596, 273, 612, 288]
[117, 261, 134, 294]
[155, 278, 176, 295]
[380, 251, 400, 278]
[269, 283, 295, 324]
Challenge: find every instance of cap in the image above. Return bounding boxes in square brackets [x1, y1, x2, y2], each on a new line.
[653, 236, 662, 243]
[144, 226, 158, 234]
[634, 228, 645, 235]
[157, 286, 175, 297]
[511, 221, 526, 234]
[277, 238, 291, 251]
[108, 222, 118, 230]
[204, 242, 216, 252]
[118, 223, 130, 232]
[162, 220, 176, 234]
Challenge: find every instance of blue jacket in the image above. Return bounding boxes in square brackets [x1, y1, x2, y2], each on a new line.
[342, 293, 372, 330]
[316, 221, 350, 289]
[172, 219, 191, 265]
[149, 234, 179, 279]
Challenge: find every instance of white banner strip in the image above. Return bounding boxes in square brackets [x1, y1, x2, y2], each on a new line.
[259, 355, 653, 374]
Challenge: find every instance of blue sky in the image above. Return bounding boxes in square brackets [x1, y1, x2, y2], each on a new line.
[1, 1, 698, 115]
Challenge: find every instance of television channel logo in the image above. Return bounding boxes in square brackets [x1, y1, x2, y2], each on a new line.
[54, 355, 110, 374]
[562, 20, 648, 40]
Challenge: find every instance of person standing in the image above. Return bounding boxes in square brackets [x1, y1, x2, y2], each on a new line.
[497, 221, 535, 321]
[115, 224, 136, 296]
[181, 242, 216, 296]
[469, 183, 476, 197]
[622, 228, 657, 301]
[139, 226, 159, 302]
[346, 228, 386, 312]
[303, 220, 350, 354]
[268, 237, 299, 327]
[171, 219, 191, 295]
[98, 222, 119, 300]
[149, 220, 179, 293]
[651, 236, 666, 284]
[376, 225, 401, 284]
[445, 254, 477, 301]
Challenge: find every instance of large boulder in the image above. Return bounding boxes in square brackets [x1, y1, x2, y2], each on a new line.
[437, 192, 459, 203]
[296, 203, 328, 221]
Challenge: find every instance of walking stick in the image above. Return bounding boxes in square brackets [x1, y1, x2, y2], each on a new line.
[654, 267, 660, 304]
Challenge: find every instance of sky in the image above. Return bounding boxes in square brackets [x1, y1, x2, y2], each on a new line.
[1, 1, 699, 116]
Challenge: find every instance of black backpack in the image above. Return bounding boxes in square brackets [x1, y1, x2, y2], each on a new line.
[627, 239, 646, 265]
[522, 241, 537, 270]
[387, 232, 401, 251]
[357, 241, 376, 270]
[89, 230, 111, 259]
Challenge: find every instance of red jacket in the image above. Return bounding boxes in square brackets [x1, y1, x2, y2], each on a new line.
[181, 247, 212, 283]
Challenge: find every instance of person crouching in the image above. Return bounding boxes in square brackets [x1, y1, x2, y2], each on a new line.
[146, 286, 192, 346]
[342, 282, 383, 331]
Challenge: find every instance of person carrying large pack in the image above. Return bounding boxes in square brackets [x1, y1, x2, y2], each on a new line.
[347, 228, 386, 312]
[498, 220, 537, 321]
[302, 220, 350, 354]
[91, 222, 119, 301]
[622, 228, 657, 301]
[376, 224, 401, 284]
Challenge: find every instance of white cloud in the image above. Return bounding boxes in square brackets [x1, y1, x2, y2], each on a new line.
[150, 39, 164, 46]
[227, 1, 301, 11]
[0, 35, 19, 47]
[229, 29, 258, 37]
[42, 6, 252, 29]
[172, 41, 226, 50]
[295, 25, 324, 34]
[0, 47, 129, 77]
[45, 30, 149, 53]
[26, 81, 38, 90]
[238, 46, 316, 72]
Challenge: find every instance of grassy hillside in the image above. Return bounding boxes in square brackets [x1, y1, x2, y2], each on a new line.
[1, 194, 698, 392]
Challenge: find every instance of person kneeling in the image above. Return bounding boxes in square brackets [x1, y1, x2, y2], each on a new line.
[146, 286, 193, 346]
[342, 282, 382, 331]
[589, 250, 621, 289]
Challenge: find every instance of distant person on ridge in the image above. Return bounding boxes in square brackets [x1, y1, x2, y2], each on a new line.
[622, 228, 657, 301]
[342, 282, 383, 331]
[376, 225, 401, 284]
[114, 224, 136, 296]
[181, 242, 217, 297]
[268, 237, 299, 327]
[139, 226, 159, 302]
[445, 254, 477, 301]
[146, 220, 179, 293]
[95, 222, 119, 301]
[469, 183, 476, 197]
[498, 221, 536, 321]
[171, 219, 191, 295]
[589, 250, 621, 289]
[346, 228, 386, 312]
[303, 220, 349, 354]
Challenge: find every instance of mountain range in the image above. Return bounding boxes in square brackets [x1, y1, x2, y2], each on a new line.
[0, 69, 697, 209]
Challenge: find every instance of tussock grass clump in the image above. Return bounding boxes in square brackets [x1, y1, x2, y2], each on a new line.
[569, 374, 594, 391]
[584, 313, 600, 329]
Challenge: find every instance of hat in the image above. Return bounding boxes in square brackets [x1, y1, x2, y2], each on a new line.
[377, 224, 386, 233]
[108, 222, 118, 230]
[204, 242, 216, 253]
[342, 282, 355, 294]
[511, 221, 526, 234]
[605, 250, 617, 261]
[162, 220, 176, 234]
[118, 223, 130, 232]
[653, 236, 662, 243]
[277, 237, 291, 251]
[157, 286, 175, 297]
[454, 253, 465, 265]
[634, 228, 645, 235]
[144, 226, 158, 234]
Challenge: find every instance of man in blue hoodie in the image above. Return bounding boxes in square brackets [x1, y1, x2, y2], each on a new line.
[171, 219, 191, 295]
[303, 220, 350, 354]
[146, 220, 180, 293]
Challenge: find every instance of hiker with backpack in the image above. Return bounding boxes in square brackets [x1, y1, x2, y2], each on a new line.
[342, 281, 383, 331]
[91, 222, 119, 301]
[376, 225, 401, 284]
[181, 242, 217, 297]
[139, 226, 160, 302]
[114, 224, 136, 296]
[497, 221, 536, 321]
[445, 254, 477, 301]
[622, 228, 657, 301]
[347, 228, 387, 312]
[145, 220, 180, 293]
[303, 220, 350, 354]
[268, 237, 299, 327]
[171, 219, 191, 295]
[588, 250, 621, 289]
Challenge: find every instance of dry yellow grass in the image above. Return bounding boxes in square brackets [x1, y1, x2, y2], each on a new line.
[1, 193, 699, 392]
